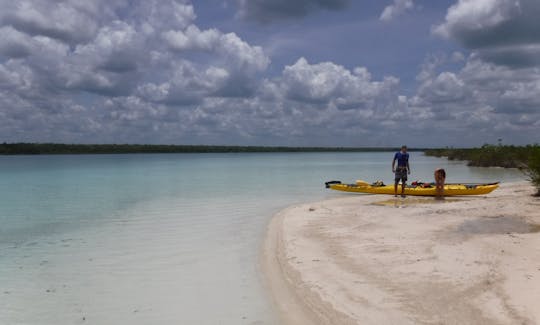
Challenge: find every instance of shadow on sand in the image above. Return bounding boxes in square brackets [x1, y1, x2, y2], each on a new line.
[371, 197, 464, 208]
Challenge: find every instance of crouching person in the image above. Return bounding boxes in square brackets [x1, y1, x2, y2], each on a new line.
[434, 168, 446, 198]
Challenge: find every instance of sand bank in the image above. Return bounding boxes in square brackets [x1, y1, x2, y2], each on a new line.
[262, 182, 540, 324]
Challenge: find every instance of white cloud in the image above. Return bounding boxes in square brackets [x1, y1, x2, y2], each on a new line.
[129, 1, 196, 32]
[279, 57, 399, 109]
[425, 0, 540, 141]
[136, 61, 231, 105]
[434, 0, 540, 67]
[219, 33, 269, 72]
[0, 0, 539, 146]
[163, 25, 269, 72]
[411, 54, 540, 142]
[73, 21, 140, 73]
[0, 0, 269, 99]
[0, 61, 34, 92]
[417, 71, 466, 104]
[162, 25, 221, 51]
[0, 0, 274, 143]
[433, 0, 519, 38]
[380, 0, 414, 22]
[0, 0, 126, 43]
[0, 26, 35, 58]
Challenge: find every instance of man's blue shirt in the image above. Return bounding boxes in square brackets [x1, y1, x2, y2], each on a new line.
[394, 152, 409, 168]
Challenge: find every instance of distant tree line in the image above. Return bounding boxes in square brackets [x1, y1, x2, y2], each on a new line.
[0, 143, 428, 155]
[424, 144, 538, 168]
[425, 144, 540, 196]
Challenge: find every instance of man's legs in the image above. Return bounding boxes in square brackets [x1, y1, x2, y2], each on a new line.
[401, 171, 407, 197]
[395, 170, 406, 197]
[394, 170, 400, 197]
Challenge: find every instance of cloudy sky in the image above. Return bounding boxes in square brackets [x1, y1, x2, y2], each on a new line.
[0, 0, 538, 147]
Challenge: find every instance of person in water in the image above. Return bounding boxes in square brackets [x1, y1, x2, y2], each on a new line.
[392, 145, 410, 197]
[434, 168, 446, 198]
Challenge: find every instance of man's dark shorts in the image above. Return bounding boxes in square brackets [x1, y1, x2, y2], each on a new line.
[395, 168, 408, 183]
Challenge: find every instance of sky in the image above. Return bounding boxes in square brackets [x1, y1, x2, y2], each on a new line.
[0, 0, 539, 147]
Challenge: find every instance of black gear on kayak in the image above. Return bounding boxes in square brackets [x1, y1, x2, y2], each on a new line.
[325, 180, 341, 188]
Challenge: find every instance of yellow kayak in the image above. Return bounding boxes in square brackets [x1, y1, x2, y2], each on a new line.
[325, 180, 499, 196]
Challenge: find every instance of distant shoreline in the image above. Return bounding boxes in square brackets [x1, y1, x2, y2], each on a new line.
[0, 143, 430, 155]
[425, 145, 539, 168]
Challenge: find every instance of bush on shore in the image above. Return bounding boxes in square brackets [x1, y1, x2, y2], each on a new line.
[424, 145, 533, 168]
[527, 148, 540, 196]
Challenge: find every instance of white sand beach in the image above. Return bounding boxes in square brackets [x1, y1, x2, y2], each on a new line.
[262, 182, 540, 324]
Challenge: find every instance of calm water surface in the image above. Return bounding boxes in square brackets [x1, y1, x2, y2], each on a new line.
[0, 152, 524, 324]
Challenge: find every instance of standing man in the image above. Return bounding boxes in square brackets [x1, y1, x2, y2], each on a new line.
[392, 145, 410, 197]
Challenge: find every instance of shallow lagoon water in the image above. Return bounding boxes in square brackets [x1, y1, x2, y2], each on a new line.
[0, 152, 525, 324]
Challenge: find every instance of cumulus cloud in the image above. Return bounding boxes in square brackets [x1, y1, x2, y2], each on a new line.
[417, 71, 467, 104]
[410, 53, 540, 143]
[231, 58, 417, 145]
[416, 0, 540, 143]
[380, 0, 414, 22]
[162, 25, 221, 51]
[0, 0, 274, 143]
[87, 56, 411, 145]
[434, 0, 540, 67]
[0, 0, 129, 44]
[0, 26, 35, 58]
[136, 61, 231, 105]
[0, 0, 538, 146]
[279, 58, 399, 110]
[236, 0, 350, 23]
[163, 26, 269, 72]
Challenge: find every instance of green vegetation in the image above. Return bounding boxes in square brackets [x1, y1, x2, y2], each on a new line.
[425, 145, 540, 196]
[424, 145, 536, 168]
[527, 148, 540, 196]
[0, 143, 427, 155]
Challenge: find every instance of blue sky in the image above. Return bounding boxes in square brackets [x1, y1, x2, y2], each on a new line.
[0, 0, 539, 147]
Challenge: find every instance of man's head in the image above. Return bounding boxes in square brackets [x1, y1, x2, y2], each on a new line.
[401, 145, 407, 153]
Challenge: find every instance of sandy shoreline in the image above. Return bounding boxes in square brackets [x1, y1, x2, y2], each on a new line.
[262, 182, 540, 324]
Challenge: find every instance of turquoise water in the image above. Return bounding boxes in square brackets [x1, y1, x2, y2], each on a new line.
[0, 153, 524, 324]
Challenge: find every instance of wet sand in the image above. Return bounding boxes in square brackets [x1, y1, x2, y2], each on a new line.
[262, 182, 540, 324]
